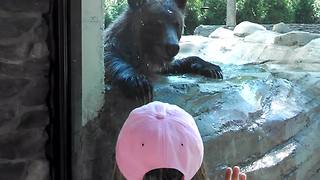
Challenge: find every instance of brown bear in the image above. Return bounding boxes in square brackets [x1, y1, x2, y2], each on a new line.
[104, 0, 223, 103]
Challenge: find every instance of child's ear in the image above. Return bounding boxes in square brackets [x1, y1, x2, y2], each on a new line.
[127, 0, 146, 9]
[175, 0, 187, 9]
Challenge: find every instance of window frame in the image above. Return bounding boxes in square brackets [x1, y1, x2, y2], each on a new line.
[52, 0, 81, 179]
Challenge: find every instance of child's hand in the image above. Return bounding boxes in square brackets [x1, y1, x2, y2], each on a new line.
[225, 166, 246, 180]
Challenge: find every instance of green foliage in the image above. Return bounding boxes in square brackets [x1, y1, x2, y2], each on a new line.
[237, 0, 265, 23]
[104, 0, 320, 34]
[294, 0, 315, 23]
[184, 0, 201, 34]
[261, 0, 293, 23]
[315, 0, 320, 22]
[200, 0, 227, 25]
[105, 13, 112, 27]
[105, 0, 127, 28]
[237, 0, 296, 24]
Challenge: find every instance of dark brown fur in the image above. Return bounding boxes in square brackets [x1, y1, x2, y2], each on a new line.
[105, 0, 223, 103]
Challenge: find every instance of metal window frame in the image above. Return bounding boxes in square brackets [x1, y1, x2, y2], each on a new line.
[50, 0, 81, 179]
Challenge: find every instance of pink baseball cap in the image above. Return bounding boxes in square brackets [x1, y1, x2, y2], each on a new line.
[116, 101, 204, 180]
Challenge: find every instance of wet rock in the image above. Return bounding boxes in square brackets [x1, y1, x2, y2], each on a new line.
[234, 21, 266, 37]
[172, 28, 320, 179]
[195, 24, 320, 38]
[244, 30, 279, 44]
[209, 27, 234, 39]
[152, 71, 318, 179]
[194, 25, 223, 37]
[274, 31, 320, 46]
[272, 22, 291, 33]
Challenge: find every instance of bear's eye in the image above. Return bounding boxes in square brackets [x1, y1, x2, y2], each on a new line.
[148, 20, 163, 27]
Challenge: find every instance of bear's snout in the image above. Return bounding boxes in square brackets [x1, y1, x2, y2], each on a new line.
[166, 43, 180, 57]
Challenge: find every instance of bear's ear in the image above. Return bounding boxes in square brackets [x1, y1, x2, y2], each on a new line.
[127, 0, 146, 9]
[175, 0, 187, 9]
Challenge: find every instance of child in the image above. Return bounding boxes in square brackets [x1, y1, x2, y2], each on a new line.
[114, 101, 246, 180]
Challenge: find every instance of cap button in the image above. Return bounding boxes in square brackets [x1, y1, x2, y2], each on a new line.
[155, 114, 165, 119]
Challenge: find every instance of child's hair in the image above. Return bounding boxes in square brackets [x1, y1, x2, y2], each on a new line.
[112, 162, 209, 180]
[114, 101, 208, 180]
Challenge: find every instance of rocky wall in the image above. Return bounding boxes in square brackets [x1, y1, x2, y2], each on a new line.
[194, 23, 320, 36]
[0, 0, 50, 179]
[177, 22, 320, 179]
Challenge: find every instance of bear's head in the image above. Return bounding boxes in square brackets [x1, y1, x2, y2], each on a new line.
[128, 0, 187, 70]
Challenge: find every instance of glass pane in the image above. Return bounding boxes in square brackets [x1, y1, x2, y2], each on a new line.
[73, 0, 320, 179]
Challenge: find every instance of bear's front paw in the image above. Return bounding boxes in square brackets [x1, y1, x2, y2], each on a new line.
[192, 62, 223, 79]
[121, 74, 153, 103]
